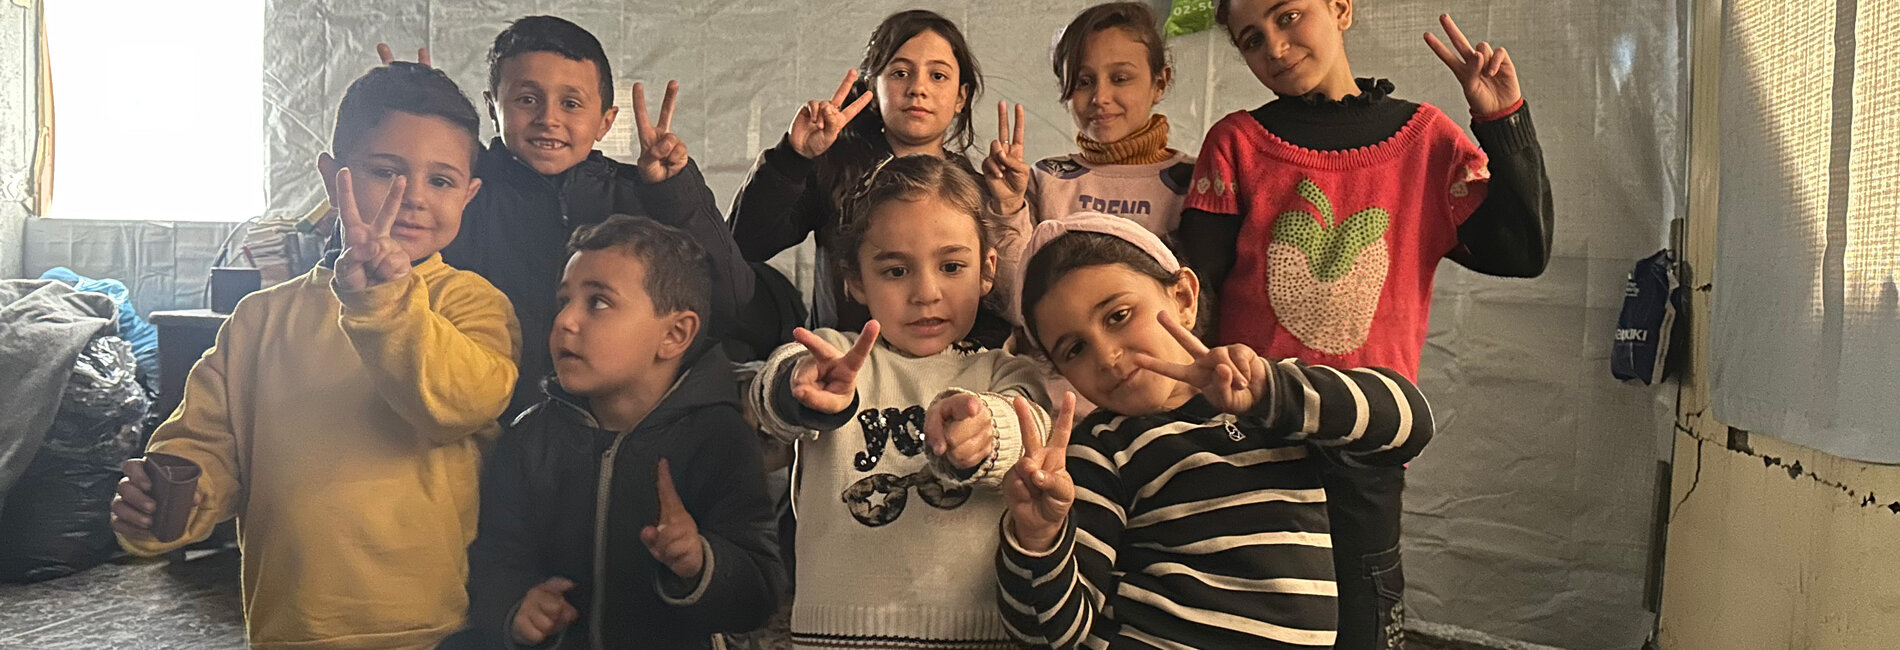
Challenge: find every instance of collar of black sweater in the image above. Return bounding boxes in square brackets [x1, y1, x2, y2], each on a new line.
[1272, 77, 1397, 109]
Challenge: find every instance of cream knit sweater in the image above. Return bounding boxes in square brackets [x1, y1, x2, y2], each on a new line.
[748, 329, 1049, 649]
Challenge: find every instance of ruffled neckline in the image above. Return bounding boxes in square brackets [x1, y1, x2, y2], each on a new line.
[1278, 77, 1396, 108]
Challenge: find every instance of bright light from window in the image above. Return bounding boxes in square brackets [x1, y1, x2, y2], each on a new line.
[44, 0, 263, 221]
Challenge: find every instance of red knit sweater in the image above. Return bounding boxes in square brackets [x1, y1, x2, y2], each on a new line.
[1184, 103, 1488, 379]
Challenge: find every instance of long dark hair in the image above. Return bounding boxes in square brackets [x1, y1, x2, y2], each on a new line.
[821, 10, 985, 211]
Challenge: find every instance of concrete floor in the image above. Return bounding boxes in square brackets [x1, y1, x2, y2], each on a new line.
[0, 551, 1477, 650]
[0, 551, 244, 650]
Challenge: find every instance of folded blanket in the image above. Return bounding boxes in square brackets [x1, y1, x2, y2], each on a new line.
[0, 280, 116, 511]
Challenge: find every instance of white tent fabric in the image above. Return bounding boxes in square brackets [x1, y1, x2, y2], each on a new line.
[1710, 0, 1900, 465]
[256, 2, 1684, 648]
[0, 5, 34, 279]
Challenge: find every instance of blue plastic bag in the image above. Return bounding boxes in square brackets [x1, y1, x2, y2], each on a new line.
[38, 267, 160, 389]
[1611, 250, 1682, 385]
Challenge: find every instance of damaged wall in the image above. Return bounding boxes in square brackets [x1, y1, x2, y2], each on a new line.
[0, 2, 34, 279]
[1659, 421, 1900, 649]
[1658, 0, 1900, 646]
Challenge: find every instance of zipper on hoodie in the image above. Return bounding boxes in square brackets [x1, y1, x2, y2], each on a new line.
[577, 369, 692, 650]
[589, 428, 634, 650]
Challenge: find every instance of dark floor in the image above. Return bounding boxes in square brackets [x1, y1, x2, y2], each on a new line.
[0, 552, 1475, 650]
[0, 550, 245, 650]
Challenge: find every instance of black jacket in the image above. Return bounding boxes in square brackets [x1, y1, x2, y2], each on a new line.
[464, 346, 785, 650]
[444, 140, 756, 417]
[728, 133, 886, 331]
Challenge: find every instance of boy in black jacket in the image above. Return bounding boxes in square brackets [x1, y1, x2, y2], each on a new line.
[465, 215, 784, 649]
[421, 16, 770, 417]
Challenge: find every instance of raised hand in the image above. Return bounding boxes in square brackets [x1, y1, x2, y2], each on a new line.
[633, 81, 690, 183]
[789, 320, 881, 415]
[1424, 14, 1522, 117]
[332, 168, 413, 292]
[981, 102, 1030, 214]
[512, 577, 579, 646]
[788, 69, 875, 160]
[640, 459, 706, 579]
[375, 43, 432, 67]
[1003, 392, 1076, 553]
[1130, 310, 1270, 415]
[926, 392, 995, 470]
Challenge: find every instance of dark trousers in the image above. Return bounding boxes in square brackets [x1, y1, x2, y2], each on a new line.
[1323, 462, 1408, 650]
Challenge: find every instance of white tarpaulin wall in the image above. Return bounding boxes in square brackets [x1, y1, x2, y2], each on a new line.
[258, 2, 1685, 648]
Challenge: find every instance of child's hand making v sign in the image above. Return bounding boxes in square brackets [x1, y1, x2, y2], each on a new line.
[632, 81, 690, 183]
[1002, 392, 1076, 553]
[1424, 14, 1521, 118]
[1131, 310, 1272, 415]
[788, 70, 876, 160]
[788, 321, 882, 414]
[332, 168, 412, 293]
[981, 102, 1029, 215]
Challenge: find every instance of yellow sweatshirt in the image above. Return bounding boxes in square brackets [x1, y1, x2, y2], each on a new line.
[121, 254, 520, 650]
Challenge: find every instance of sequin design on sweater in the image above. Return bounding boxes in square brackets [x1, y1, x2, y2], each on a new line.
[842, 404, 971, 527]
[1267, 178, 1391, 354]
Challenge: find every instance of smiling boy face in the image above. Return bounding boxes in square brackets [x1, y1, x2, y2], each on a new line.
[324, 111, 482, 262]
[488, 51, 619, 176]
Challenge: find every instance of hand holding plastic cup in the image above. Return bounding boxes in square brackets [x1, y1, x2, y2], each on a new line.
[140, 452, 201, 543]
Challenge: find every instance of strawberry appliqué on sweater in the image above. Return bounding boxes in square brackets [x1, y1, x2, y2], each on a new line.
[1267, 178, 1391, 355]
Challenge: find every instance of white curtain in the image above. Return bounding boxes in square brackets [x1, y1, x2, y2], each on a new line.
[1711, 0, 1900, 463]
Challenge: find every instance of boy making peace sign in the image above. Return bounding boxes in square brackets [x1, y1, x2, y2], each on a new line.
[112, 63, 519, 650]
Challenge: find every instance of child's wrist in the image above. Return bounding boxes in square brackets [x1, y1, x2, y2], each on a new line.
[1008, 515, 1062, 555]
[1020, 532, 1059, 555]
[1472, 98, 1525, 123]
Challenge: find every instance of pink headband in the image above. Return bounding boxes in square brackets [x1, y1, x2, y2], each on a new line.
[1009, 211, 1182, 327]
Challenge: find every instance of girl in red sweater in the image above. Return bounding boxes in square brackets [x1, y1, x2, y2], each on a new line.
[1176, 2, 1554, 648]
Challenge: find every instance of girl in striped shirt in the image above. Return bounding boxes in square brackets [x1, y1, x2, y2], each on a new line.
[994, 213, 1433, 649]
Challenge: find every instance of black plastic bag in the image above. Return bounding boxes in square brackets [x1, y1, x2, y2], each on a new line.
[0, 335, 150, 583]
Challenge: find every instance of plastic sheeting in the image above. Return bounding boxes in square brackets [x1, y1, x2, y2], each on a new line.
[0, 3, 36, 279]
[1340, 4, 1683, 648]
[251, 2, 1683, 648]
[21, 218, 237, 315]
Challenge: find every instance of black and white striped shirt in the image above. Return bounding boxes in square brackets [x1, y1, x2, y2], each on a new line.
[995, 360, 1432, 649]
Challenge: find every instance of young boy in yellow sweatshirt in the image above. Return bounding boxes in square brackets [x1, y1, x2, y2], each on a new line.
[108, 62, 520, 650]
